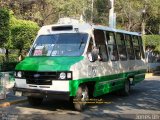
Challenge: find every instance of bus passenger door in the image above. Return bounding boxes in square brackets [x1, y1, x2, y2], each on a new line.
[87, 37, 99, 78]
[92, 29, 110, 96]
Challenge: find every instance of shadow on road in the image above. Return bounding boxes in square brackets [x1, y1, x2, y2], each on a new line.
[81, 78, 160, 119]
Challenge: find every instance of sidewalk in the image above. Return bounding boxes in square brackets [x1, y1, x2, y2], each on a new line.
[145, 73, 160, 79]
[145, 73, 153, 78]
[0, 90, 27, 108]
[0, 72, 28, 108]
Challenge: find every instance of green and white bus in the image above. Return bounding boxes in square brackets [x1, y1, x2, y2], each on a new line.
[13, 18, 147, 111]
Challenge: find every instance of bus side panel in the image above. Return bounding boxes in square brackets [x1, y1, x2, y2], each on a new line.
[69, 75, 124, 97]
[133, 69, 146, 84]
[69, 77, 98, 97]
[69, 71, 146, 97]
[93, 74, 126, 97]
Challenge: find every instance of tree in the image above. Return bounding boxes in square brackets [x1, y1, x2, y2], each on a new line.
[1, 0, 160, 53]
[114, 0, 160, 34]
[0, 8, 10, 47]
[144, 0, 160, 34]
[143, 35, 160, 52]
[0, 8, 10, 61]
[10, 12, 39, 60]
[93, 0, 111, 25]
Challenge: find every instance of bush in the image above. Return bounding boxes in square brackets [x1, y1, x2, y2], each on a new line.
[0, 53, 18, 64]
[8, 53, 18, 62]
[0, 54, 5, 64]
[0, 53, 19, 71]
[10, 16, 39, 51]
[1, 62, 19, 72]
[156, 66, 160, 71]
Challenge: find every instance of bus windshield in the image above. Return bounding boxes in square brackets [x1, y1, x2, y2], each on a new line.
[29, 33, 88, 56]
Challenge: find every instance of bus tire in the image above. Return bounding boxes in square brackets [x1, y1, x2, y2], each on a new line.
[27, 97, 43, 106]
[122, 79, 130, 96]
[73, 85, 89, 111]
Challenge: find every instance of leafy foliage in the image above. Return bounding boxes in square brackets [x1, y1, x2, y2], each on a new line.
[10, 12, 39, 57]
[1, 0, 159, 34]
[1, 62, 19, 72]
[8, 53, 18, 62]
[0, 8, 10, 47]
[143, 35, 160, 52]
[0, 0, 160, 54]
[0, 54, 5, 64]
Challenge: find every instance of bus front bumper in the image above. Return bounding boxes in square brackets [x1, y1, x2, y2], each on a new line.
[13, 87, 70, 101]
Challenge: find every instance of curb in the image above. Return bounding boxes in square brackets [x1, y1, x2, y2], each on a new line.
[145, 73, 153, 78]
[0, 99, 27, 108]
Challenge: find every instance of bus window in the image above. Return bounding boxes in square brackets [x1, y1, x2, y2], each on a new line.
[30, 33, 88, 56]
[94, 30, 108, 62]
[132, 36, 141, 60]
[116, 33, 127, 61]
[125, 34, 135, 60]
[106, 32, 119, 61]
[138, 36, 145, 59]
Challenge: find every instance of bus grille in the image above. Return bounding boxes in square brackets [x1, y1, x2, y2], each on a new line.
[24, 71, 57, 85]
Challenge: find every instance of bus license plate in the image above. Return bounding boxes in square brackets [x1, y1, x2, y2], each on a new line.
[15, 91, 22, 96]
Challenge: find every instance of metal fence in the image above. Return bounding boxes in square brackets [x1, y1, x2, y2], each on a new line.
[0, 72, 15, 100]
[0, 72, 6, 99]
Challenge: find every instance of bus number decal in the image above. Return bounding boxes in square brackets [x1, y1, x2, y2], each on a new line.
[88, 66, 97, 77]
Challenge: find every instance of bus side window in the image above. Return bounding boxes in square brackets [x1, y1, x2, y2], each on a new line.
[125, 34, 135, 60]
[94, 30, 108, 62]
[132, 35, 141, 60]
[138, 36, 145, 59]
[116, 33, 127, 61]
[106, 32, 119, 61]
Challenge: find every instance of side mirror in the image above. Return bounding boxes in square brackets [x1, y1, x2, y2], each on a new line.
[87, 52, 95, 62]
[87, 47, 99, 62]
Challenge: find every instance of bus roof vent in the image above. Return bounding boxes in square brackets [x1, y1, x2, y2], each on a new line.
[52, 25, 73, 31]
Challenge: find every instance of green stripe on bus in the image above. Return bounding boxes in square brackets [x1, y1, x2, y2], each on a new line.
[15, 56, 84, 71]
[69, 69, 146, 97]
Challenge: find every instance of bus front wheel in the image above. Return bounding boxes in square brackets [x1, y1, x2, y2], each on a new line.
[27, 97, 43, 106]
[73, 85, 89, 111]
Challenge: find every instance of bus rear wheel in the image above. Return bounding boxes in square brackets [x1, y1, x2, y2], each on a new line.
[27, 97, 43, 106]
[122, 79, 130, 96]
[73, 85, 89, 111]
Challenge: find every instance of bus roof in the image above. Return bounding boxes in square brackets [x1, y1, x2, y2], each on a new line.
[38, 18, 141, 36]
[92, 25, 141, 36]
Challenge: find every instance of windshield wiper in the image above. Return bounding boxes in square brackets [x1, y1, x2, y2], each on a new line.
[79, 37, 85, 49]
[79, 41, 84, 49]
[50, 35, 59, 56]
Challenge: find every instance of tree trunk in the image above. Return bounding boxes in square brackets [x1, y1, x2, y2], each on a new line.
[5, 49, 9, 62]
[141, 20, 146, 35]
[18, 49, 22, 61]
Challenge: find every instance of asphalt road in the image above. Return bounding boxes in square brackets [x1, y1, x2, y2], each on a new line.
[0, 76, 160, 120]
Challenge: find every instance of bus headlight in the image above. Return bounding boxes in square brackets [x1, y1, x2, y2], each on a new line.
[17, 71, 22, 78]
[59, 72, 66, 79]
